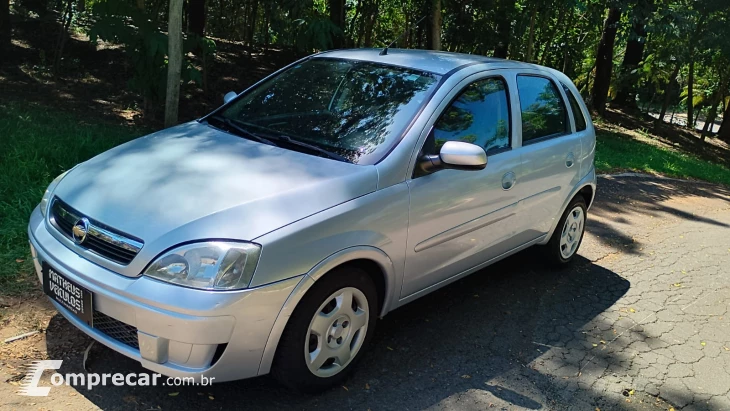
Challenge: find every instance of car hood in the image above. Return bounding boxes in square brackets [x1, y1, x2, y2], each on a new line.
[54, 121, 378, 250]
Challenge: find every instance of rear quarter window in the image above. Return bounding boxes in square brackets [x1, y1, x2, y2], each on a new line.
[561, 82, 587, 132]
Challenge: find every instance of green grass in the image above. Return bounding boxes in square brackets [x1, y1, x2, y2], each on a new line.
[0, 102, 146, 294]
[595, 129, 730, 186]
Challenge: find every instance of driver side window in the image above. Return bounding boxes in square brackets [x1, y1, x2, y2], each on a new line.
[430, 77, 511, 155]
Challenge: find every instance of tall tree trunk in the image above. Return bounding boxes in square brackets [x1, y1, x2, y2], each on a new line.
[614, 0, 653, 109]
[591, 6, 621, 115]
[493, 0, 514, 58]
[0, 0, 10, 51]
[538, 7, 565, 65]
[525, 5, 537, 62]
[247, 0, 258, 44]
[362, 0, 378, 47]
[188, 0, 205, 36]
[655, 61, 681, 130]
[718, 103, 730, 142]
[329, 0, 345, 48]
[687, 12, 708, 129]
[425, 0, 441, 50]
[165, 0, 184, 128]
[52, 0, 74, 76]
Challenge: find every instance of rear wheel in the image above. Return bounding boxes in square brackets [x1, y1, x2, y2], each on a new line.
[544, 196, 587, 265]
[272, 266, 377, 392]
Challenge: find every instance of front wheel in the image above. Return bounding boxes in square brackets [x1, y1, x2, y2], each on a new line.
[543, 196, 587, 265]
[271, 266, 377, 392]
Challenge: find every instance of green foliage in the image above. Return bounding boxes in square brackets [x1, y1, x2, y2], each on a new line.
[88, 0, 214, 109]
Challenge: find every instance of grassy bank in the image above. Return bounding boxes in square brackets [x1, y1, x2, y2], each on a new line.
[0, 102, 145, 293]
[595, 129, 730, 185]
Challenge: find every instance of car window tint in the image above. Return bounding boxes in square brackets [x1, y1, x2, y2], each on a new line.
[516, 75, 567, 142]
[561, 82, 587, 132]
[432, 77, 510, 154]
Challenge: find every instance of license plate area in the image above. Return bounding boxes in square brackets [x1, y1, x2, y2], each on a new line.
[42, 263, 93, 327]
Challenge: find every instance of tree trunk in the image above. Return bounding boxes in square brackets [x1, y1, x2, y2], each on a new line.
[591, 6, 621, 115]
[525, 5, 537, 62]
[247, 0, 258, 44]
[0, 0, 10, 51]
[687, 12, 708, 129]
[655, 61, 681, 130]
[362, 0, 378, 48]
[493, 0, 513, 58]
[718, 103, 730, 141]
[329, 0, 345, 48]
[188, 0, 205, 36]
[165, 0, 184, 128]
[136, 0, 145, 10]
[425, 0, 441, 50]
[52, 0, 74, 75]
[539, 7, 565, 65]
[614, 0, 652, 109]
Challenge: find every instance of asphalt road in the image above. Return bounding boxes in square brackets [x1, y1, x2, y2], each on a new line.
[2, 175, 730, 410]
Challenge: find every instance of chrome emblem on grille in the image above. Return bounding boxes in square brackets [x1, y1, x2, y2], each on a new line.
[71, 217, 90, 244]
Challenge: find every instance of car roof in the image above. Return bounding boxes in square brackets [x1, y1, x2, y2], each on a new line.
[315, 48, 536, 75]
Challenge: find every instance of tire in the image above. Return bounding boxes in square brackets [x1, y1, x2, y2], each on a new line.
[271, 266, 377, 393]
[543, 196, 587, 266]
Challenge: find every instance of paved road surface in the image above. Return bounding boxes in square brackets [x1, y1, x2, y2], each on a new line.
[2, 175, 730, 410]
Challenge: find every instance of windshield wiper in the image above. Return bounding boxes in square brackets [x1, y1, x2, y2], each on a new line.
[271, 134, 350, 163]
[208, 115, 277, 146]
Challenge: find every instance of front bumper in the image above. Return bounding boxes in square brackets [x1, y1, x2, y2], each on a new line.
[28, 206, 303, 382]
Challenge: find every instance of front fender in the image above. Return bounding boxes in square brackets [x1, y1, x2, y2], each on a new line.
[257, 245, 397, 375]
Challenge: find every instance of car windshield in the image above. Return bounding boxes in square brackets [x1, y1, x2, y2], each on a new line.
[216, 58, 441, 164]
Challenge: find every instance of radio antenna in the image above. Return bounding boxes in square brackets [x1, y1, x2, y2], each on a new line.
[380, 16, 426, 56]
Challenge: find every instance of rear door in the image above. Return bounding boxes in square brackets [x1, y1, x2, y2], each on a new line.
[514, 71, 583, 236]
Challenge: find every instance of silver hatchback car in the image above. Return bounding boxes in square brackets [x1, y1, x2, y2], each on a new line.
[29, 49, 595, 392]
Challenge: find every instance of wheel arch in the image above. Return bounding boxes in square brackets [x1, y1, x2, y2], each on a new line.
[257, 246, 396, 375]
[540, 167, 597, 245]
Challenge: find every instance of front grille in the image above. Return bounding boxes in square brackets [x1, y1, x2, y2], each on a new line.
[93, 311, 139, 349]
[50, 197, 143, 265]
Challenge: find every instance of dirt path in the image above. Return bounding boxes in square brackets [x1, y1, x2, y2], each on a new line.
[2, 175, 730, 410]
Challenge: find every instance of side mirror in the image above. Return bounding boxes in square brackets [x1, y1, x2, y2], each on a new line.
[419, 141, 487, 174]
[223, 91, 238, 104]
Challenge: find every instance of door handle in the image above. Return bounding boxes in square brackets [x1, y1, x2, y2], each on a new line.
[502, 171, 516, 190]
[565, 152, 575, 168]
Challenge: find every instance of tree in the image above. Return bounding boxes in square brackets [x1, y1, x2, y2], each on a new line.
[188, 0, 206, 36]
[493, 0, 515, 58]
[425, 0, 441, 50]
[591, 5, 622, 115]
[614, 0, 654, 108]
[0, 0, 9, 50]
[329, 0, 345, 48]
[164, 0, 183, 128]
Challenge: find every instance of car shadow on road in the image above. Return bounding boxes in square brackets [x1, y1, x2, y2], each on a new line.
[43, 248, 652, 410]
[587, 176, 730, 255]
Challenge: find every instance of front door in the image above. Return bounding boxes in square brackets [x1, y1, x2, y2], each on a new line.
[401, 75, 523, 299]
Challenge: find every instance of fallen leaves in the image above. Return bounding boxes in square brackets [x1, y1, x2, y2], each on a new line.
[168, 392, 179, 397]
[461, 374, 471, 379]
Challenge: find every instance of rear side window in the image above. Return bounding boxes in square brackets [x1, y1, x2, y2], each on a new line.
[516, 75, 567, 143]
[561, 83, 587, 132]
[432, 77, 510, 154]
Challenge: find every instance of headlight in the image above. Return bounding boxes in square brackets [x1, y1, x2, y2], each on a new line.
[143, 242, 261, 290]
[40, 170, 70, 217]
